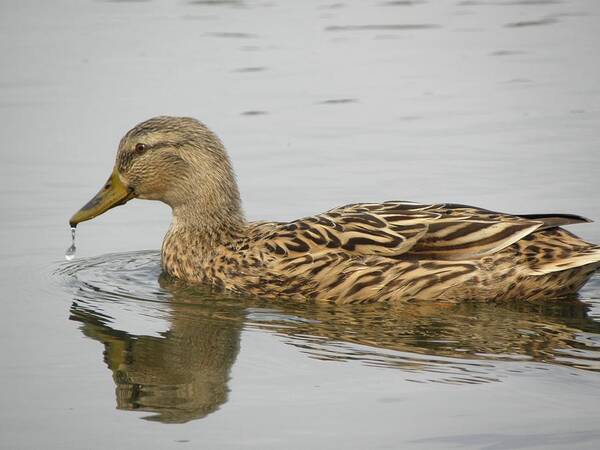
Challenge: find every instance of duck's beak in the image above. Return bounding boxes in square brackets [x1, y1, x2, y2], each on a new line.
[69, 168, 135, 227]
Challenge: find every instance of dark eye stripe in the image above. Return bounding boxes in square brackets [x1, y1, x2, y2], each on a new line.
[137, 141, 181, 153]
[118, 141, 182, 172]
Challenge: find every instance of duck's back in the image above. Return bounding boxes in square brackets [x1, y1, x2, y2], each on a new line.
[236, 201, 600, 303]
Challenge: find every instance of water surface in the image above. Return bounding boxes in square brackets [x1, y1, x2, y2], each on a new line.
[1, 0, 599, 448]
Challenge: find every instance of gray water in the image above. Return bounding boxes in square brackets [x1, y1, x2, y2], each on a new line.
[1, 0, 600, 448]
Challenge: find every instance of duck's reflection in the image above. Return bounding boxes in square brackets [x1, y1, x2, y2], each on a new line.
[69, 273, 600, 424]
[70, 278, 243, 424]
[275, 299, 600, 374]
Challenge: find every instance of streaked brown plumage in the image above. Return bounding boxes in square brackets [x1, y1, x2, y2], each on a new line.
[70, 116, 600, 303]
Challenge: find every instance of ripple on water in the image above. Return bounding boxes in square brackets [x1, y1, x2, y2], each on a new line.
[505, 18, 558, 27]
[325, 24, 441, 32]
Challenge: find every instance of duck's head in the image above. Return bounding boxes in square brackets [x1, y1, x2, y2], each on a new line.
[69, 116, 242, 228]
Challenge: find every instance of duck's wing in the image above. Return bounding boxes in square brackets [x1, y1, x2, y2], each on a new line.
[261, 201, 550, 260]
[262, 206, 430, 258]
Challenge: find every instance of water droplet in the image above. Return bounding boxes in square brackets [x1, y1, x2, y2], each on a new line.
[65, 227, 76, 261]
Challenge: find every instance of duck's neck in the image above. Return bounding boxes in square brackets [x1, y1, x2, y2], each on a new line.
[172, 200, 245, 244]
[161, 189, 246, 279]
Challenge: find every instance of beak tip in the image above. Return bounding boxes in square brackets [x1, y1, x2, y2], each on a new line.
[68, 169, 133, 228]
[69, 209, 91, 228]
[69, 212, 82, 228]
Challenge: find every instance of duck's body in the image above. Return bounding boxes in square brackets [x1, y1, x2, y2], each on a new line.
[70, 117, 600, 304]
[162, 200, 600, 303]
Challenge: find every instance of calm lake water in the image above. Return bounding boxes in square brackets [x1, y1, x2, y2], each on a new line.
[1, 0, 600, 448]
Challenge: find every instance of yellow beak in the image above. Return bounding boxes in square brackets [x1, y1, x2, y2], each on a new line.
[69, 168, 135, 227]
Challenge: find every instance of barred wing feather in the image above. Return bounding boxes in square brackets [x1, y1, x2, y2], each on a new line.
[264, 210, 430, 257]
[263, 201, 546, 260]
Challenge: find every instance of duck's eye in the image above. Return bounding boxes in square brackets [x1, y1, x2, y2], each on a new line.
[134, 143, 147, 154]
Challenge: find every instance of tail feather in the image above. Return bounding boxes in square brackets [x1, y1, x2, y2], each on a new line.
[518, 213, 592, 230]
[530, 247, 600, 275]
[515, 227, 600, 276]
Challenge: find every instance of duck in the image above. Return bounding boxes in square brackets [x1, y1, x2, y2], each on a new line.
[69, 116, 600, 304]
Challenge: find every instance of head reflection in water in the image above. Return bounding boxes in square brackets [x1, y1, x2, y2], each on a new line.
[69, 275, 243, 424]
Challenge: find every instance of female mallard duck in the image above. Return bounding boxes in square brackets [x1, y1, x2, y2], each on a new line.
[69, 116, 600, 304]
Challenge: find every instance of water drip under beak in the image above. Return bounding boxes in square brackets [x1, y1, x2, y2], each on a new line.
[69, 168, 135, 227]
